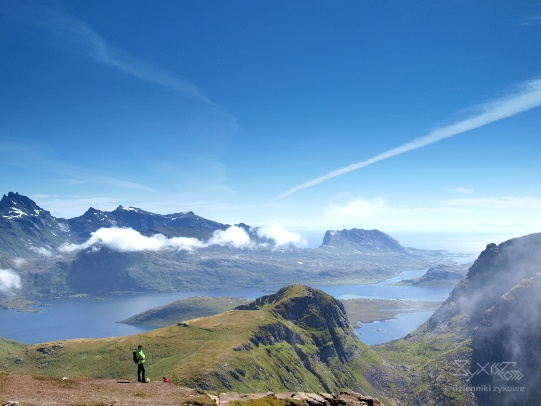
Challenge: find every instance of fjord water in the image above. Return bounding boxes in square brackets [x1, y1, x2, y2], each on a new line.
[0, 269, 452, 346]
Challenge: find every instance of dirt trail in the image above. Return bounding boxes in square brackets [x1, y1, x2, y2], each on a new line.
[1, 374, 382, 406]
[1, 374, 202, 406]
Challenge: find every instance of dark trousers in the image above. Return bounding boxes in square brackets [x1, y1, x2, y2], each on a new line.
[138, 363, 146, 382]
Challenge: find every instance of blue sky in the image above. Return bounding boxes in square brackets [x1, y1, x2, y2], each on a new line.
[2, 0, 541, 246]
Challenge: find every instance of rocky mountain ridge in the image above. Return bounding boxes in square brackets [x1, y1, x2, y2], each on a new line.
[378, 232, 541, 405]
[236, 285, 358, 368]
[0, 192, 416, 257]
[425, 233, 541, 336]
[68, 204, 227, 240]
[0, 192, 71, 257]
[0, 192, 449, 297]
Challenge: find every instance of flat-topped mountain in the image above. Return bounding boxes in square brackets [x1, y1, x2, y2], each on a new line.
[320, 229, 407, 254]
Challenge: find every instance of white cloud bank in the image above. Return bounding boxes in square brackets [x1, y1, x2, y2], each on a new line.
[0, 269, 22, 294]
[208, 226, 252, 248]
[60, 225, 304, 253]
[256, 224, 306, 246]
[61, 227, 208, 253]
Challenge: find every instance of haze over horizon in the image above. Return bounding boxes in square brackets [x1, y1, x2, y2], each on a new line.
[2, 1, 541, 243]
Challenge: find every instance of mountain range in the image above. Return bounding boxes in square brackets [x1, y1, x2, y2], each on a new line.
[0, 192, 451, 298]
[2, 211, 541, 404]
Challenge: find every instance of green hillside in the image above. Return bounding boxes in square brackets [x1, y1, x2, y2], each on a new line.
[0, 337, 24, 356]
[120, 296, 250, 326]
[0, 285, 395, 403]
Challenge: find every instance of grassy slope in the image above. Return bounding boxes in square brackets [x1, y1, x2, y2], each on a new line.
[0, 290, 449, 405]
[120, 296, 250, 326]
[3, 310, 264, 381]
[119, 294, 442, 329]
[0, 337, 24, 356]
[1, 307, 390, 400]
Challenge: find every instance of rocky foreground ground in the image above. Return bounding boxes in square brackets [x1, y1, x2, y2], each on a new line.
[0, 374, 381, 406]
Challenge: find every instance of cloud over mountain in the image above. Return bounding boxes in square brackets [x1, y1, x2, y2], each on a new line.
[0, 268, 22, 293]
[255, 224, 306, 247]
[59, 224, 304, 253]
[60, 226, 255, 253]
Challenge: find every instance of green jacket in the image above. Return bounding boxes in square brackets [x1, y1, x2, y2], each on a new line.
[136, 349, 145, 364]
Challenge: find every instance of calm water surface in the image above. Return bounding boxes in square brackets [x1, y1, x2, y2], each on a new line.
[0, 269, 452, 345]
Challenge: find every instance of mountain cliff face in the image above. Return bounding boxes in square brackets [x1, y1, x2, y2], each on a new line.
[320, 229, 407, 254]
[67, 205, 226, 240]
[425, 233, 541, 337]
[237, 285, 359, 366]
[0, 192, 71, 258]
[470, 271, 541, 405]
[377, 233, 541, 405]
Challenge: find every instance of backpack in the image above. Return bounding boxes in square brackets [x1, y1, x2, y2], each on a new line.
[133, 350, 138, 364]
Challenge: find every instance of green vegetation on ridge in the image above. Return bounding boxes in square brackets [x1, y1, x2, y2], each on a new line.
[120, 296, 250, 326]
[119, 295, 442, 329]
[0, 285, 395, 402]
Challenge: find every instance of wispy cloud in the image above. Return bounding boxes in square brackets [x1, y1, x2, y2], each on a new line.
[0, 137, 155, 193]
[441, 196, 541, 209]
[326, 197, 387, 222]
[448, 187, 473, 194]
[3, 1, 213, 104]
[323, 195, 541, 233]
[276, 76, 541, 199]
[517, 11, 541, 27]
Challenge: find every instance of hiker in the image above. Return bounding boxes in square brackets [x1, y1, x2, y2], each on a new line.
[163, 376, 170, 383]
[136, 345, 146, 382]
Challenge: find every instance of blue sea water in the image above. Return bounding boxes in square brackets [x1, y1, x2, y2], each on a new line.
[0, 230, 528, 346]
[0, 269, 453, 346]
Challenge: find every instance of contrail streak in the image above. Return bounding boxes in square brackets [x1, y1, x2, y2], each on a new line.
[2, 1, 212, 104]
[275, 77, 541, 200]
